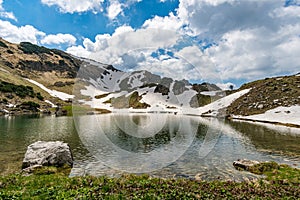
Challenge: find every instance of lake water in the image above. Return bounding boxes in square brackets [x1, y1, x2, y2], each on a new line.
[0, 114, 299, 181]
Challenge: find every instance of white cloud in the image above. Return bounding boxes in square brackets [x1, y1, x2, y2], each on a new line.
[177, 0, 283, 38]
[41, 0, 104, 13]
[107, 0, 123, 20]
[0, 11, 17, 21]
[0, 19, 77, 49]
[0, 20, 45, 44]
[67, 25, 181, 64]
[142, 12, 182, 31]
[216, 82, 236, 90]
[204, 25, 300, 81]
[41, 33, 77, 46]
[40, 0, 142, 20]
[68, 0, 300, 83]
[0, 0, 17, 21]
[172, 0, 300, 82]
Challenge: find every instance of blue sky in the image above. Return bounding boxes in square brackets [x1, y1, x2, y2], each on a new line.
[0, 0, 300, 89]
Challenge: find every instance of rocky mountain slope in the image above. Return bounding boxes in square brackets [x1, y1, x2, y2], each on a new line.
[226, 74, 300, 116]
[1, 37, 298, 123]
[73, 57, 224, 112]
[0, 38, 222, 114]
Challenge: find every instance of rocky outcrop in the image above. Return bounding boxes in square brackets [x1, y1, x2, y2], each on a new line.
[22, 141, 73, 170]
[192, 82, 221, 93]
[154, 84, 169, 95]
[173, 80, 188, 95]
[227, 74, 300, 116]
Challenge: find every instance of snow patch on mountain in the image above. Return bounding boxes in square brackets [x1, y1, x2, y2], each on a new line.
[26, 79, 74, 101]
[233, 105, 300, 126]
[184, 88, 251, 116]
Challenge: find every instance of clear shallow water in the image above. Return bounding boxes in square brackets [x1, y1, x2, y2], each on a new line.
[0, 114, 299, 181]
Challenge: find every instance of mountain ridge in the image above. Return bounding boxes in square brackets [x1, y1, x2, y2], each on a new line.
[0, 38, 299, 124]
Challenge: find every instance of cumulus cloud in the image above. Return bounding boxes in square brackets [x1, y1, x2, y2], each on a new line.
[66, 25, 208, 80]
[67, 25, 181, 65]
[0, 20, 45, 44]
[142, 12, 182, 31]
[171, 0, 300, 82]
[107, 0, 123, 20]
[216, 82, 236, 90]
[68, 0, 300, 83]
[0, 0, 17, 21]
[0, 19, 77, 48]
[41, 0, 104, 13]
[177, 0, 283, 38]
[41, 33, 77, 46]
[40, 0, 142, 20]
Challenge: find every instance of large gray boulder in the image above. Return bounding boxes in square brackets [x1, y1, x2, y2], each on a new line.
[22, 141, 73, 170]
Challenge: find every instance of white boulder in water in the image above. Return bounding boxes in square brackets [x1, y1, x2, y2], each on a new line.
[22, 141, 73, 170]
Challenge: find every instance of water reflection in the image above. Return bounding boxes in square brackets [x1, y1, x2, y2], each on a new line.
[74, 114, 199, 173]
[1, 114, 299, 180]
[227, 120, 300, 156]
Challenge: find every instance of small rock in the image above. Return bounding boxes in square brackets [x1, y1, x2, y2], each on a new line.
[233, 159, 260, 170]
[195, 173, 202, 181]
[22, 141, 73, 170]
[257, 104, 264, 109]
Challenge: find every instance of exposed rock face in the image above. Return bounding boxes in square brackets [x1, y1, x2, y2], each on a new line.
[22, 141, 73, 170]
[192, 82, 221, 93]
[173, 80, 188, 95]
[154, 84, 169, 95]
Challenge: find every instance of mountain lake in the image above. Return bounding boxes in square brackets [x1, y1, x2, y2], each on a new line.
[1, 114, 299, 181]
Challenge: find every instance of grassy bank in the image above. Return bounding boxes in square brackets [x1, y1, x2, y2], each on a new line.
[0, 164, 299, 199]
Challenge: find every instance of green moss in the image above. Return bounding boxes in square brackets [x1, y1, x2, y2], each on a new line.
[32, 165, 72, 176]
[264, 164, 300, 185]
[62, 105, 73, 116]
[247, 161, 280, 175]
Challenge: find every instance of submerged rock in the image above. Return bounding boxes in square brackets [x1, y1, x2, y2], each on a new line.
[22, 141, 73, 171]
[233, 159, 280, 175]
[233, 159, 260, 171]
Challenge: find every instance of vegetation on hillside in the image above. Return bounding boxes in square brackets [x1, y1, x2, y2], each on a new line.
[0, 81, 43, 100]
[0, 40, 8, 48]
[19, 42, 52, 55]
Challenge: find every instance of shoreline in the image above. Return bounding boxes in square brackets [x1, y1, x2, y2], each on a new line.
[1, 108, 300, 130]
[229, 116, 300, 128]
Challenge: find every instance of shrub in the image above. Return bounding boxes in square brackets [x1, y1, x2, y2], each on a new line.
[0, 40, 8, 48]
[36, 92, 44, 101]
[0, 81, 42, 100]
[19, 42, 51, 55]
